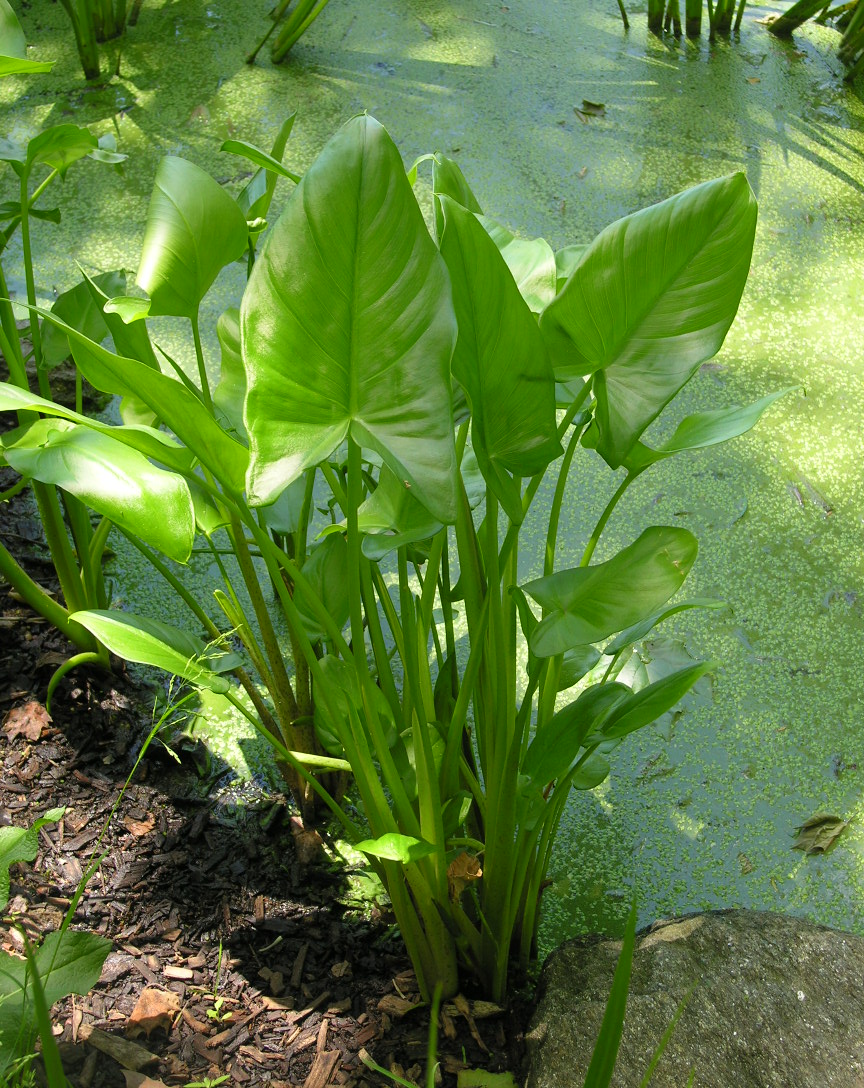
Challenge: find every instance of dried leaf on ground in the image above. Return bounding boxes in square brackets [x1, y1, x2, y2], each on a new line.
[127, 987, 182, 1038]
[123, 814, 156, 837]
[290, 816, 324, 865]
[793, 813, 848, 855]
[3, 700, 51, 741]
[122, 1074, 171, 1088]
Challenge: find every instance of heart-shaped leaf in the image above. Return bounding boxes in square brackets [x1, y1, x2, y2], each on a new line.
[242, 115, 458, 523]
[540, 174, 757, 466]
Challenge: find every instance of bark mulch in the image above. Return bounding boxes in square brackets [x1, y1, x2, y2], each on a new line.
[0, 493, 530, 1088]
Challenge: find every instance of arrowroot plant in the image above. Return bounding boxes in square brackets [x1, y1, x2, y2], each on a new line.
[0, 113, 791, 1002]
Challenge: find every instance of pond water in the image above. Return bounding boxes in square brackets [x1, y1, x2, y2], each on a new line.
[3, 0, 864, 951]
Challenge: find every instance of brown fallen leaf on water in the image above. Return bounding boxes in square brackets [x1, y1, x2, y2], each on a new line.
[792, 813, 848, 855]
[747, 76, 761, 84]
[126, 987, 181, 1038]
[3, 700, 51, 742]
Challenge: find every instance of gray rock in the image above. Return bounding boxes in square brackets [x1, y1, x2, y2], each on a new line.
[525, 909, 864, 1088]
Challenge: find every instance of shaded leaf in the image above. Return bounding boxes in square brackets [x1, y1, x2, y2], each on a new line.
[439, 195, 560, 523]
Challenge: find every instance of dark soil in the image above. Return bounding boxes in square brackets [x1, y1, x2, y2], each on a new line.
[0, 472, 531, 1087]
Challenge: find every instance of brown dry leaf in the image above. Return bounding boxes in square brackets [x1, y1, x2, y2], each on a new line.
[747, 76, 761, 84]
[451, 994, 488, 1053]
[792, 813, 848, 855]
[448, 853, 482, 902]
[377, 994, 421, 1018]
[290, 816, 324, 865]
[127, 987, 181, 1038]
[3, 700, 51, 742]
[123, 814, 156, 837]
[122, 1075, 170, 1088]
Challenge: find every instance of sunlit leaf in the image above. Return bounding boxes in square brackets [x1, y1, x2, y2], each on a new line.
[540, 174, 757, 466]
[4, 419, 195, 562]
[524, 527, 698, 657]
[355, 833, 436, 864]
[242, 115, 458, 523]
[792, 814, 848, 855]
[136, 156, 248, 318]
[70, 610, 238, 692]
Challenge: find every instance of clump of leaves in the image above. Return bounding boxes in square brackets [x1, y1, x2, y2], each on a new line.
[0, 112, 794, 1004]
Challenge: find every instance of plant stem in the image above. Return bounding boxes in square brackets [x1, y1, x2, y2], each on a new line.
[579, 471, 636, 568]
[0, 537, 95, 650]
[191, 311, 214, 412]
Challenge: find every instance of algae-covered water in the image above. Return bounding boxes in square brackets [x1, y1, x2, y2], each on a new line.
[3, 0, 864, 951]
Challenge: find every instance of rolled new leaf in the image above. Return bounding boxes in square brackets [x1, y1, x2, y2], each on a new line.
[242, 115, 459, 524]
[438, 194, 561, 524]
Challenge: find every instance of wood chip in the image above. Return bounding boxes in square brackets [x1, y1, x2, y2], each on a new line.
[126, 987, 181, 1038]
[290, 940, 310, 988]
[181, 1007, 211, 1034]
[162, 964, 193, 980]
[303, 1051, 340, 1088]
[79, 1024, 159, 1071]
[288, 989, 330, 1024]
[316, 1018, 329, 1052]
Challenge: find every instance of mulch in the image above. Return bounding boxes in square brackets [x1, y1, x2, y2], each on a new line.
[0, 471, 530, 1087]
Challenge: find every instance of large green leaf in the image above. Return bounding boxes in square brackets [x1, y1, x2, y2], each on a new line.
[0, 929, 110, 1070]
[34, 307, 249, 491]
[242, 115, 459, 523]
[523, 526, 698, 657]
[0, 382, 194, 473]
[439, 195, 560, 524]
[607, 388, 796, 473]
[136, 156, 249, 318]
[476, 215, 557, 313]
[70, 610, 239, 692]
[4, 419, 195, 563]
[540, 174, 757, 466]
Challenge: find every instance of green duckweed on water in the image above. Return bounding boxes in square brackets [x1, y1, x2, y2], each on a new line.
[3, 0, 864, 951]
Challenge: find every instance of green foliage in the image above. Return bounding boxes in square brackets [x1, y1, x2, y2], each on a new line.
[0, 111, 790, 1004]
